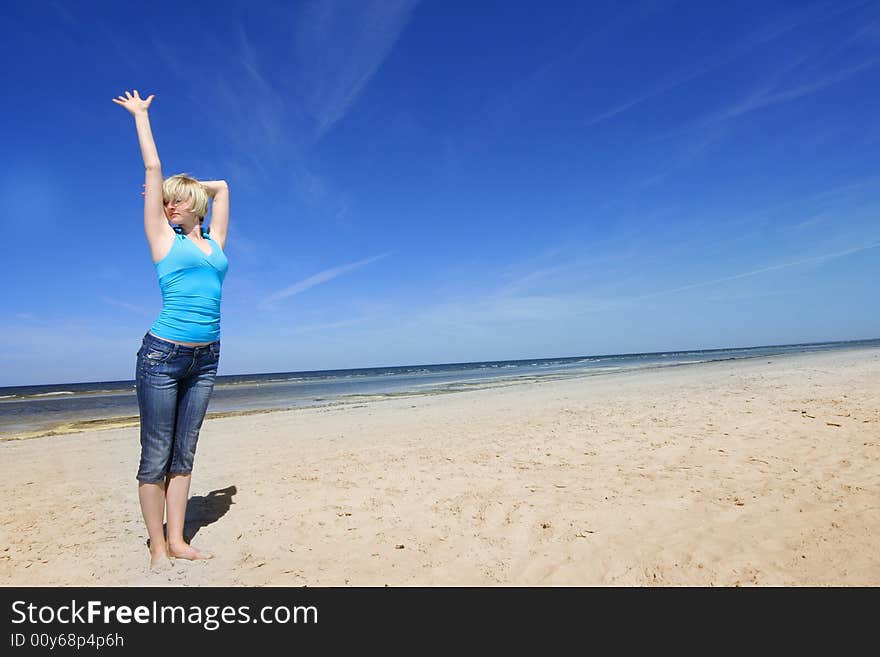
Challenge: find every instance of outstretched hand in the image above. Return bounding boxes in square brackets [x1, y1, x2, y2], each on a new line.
[112, 89, 154, 116]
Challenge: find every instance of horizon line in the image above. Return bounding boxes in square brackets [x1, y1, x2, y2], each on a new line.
[3, 336, 878, 389]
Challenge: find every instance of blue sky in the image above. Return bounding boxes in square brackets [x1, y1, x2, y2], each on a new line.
[1, 0, 879, 386]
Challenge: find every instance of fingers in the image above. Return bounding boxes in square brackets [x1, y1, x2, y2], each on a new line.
[111, 90, 154, 106]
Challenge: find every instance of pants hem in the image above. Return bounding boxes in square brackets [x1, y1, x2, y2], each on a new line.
[136, 476, 166, 484]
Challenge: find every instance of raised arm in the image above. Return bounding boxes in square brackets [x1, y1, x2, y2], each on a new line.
[200, 180, 229, 250]
[112, 90, 173, 259]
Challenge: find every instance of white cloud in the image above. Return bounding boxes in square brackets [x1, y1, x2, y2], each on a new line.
[633, 240, 880, 299]
[258, 252, 393, 310]
[102, 297, 152, 316]
[294, 0, 419, 138]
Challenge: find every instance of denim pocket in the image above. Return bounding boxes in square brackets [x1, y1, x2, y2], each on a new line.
[144, 348, 173, 363]
[139, 338, 174, 364]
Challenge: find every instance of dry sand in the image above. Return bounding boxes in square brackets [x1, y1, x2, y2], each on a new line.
[1, 347, 878, 586]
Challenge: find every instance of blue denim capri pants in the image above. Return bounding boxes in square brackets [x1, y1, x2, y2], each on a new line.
[135, 332, 220, 483]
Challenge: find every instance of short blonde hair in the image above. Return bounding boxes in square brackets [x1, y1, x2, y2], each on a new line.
[162, 173, 209, 220]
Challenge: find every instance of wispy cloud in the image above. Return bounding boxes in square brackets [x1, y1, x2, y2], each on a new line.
[715, 57, 880, 122]
[150, 0, 418, 167]
[494, 242, 639, 299]
[48, 1, 79, 30]
[848, 18, 880, 44]
[639, 127, 725, 188]
[482, 0, 678, 133]
[49, 1, 141, 72]
[102, 297, 152, 316]
[286, 316, 377, 334]
[633, 240, 880, 300]
[294, 0, 419, 138]
[788, 211, 834, 232]
[146, 2, 418, 228]
[396, 293, 622, 340]
[392, 235, 879, 336]
[705, 289, 795, 302]
[584, 1, 872, 128]
[13, 313, 46, 324]
[701, 174, 880, 234]
[151, 33, 186, 80]
[258, 252, 393, 311]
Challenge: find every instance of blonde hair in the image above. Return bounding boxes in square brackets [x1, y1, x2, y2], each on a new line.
[162, 173, 209, 221]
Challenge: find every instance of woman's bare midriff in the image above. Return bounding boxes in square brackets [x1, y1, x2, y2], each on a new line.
[148, 331, 213, 347]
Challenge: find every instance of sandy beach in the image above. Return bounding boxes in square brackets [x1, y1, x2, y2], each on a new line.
[1, 347, 878, 586]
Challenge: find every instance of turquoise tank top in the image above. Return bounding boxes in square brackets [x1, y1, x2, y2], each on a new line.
[149, 230, 229, 343]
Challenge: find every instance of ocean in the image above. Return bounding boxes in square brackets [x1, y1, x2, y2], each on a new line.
[2, 338, 878, 439]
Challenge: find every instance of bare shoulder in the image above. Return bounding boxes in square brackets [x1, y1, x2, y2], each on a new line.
[148, 226, 177, 263]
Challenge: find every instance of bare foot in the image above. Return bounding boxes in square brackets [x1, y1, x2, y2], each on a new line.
[167, 543, 214, 560]
[150, 552, 173, 572]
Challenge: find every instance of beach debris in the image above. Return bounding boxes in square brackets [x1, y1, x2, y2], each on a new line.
[575, 530, 595, 538]
[541, 522, 551, 529]
[734, 498, 745, 506]
[395, 544, 405, 549]
[801, 411, 815, 419]
[826, 422, 841, 427]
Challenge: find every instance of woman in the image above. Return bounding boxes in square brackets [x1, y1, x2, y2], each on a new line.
[113, 90, 230, 570]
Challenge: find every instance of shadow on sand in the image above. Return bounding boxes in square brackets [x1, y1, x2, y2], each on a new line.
[146, 485, 237, 548]
[182, 485, 237, 543]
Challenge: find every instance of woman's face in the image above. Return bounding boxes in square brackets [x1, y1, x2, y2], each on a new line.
[163, 196, 198, 224]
